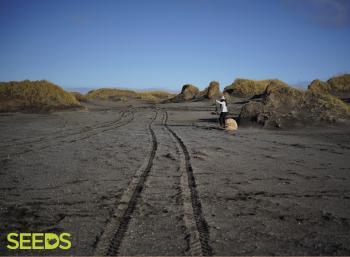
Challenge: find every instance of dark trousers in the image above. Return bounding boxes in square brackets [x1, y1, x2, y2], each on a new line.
[219, 112, 227, 127]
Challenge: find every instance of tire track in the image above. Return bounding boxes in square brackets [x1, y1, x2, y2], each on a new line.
[94, 110, 158, 256]
[163, 110, 213, 256]
[0, 109, 126, 148]
[116, 110, 187, 255]
[0, 110, 135, 158]
[66, 110, 135, 143]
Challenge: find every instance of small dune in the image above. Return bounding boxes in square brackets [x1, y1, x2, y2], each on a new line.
[86, 88, 174, 102]
[0, 80, 81, 112]
[87, 88, 137, 101]
[71, 92, 88, 102]
[137, 90, 175, 101]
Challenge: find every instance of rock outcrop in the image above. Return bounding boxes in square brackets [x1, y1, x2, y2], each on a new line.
[196, 81, 221, 99]
[239, 81, 350, 128]
[170, 81, 222, 102]
[169, 84, 200, 102]
[308, 74, 350, 99]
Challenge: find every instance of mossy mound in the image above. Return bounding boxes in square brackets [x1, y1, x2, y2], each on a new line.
[86, 88, 138, 101]
[87, 88, 174, 102]
[170, 81, 222, 102]
[169, 84, 199, 102]
[71, 92, 88, 102]
[224, 79, 287, 98]
[0, 80, 81, 112]
[308, 79, 330, 94]
[264, 80, 290, 94]
[308, 74, 350, 99]
[181, 84, 199, 100]
[239, 82, 350, 128]
[327, 74, 350, 94]
[196, 81, 221, 99]
[137, 91, 175, 101]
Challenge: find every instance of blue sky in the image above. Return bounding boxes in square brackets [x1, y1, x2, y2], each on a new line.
[0, 0, 349, 91]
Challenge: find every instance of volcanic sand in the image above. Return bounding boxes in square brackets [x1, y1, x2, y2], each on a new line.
[0, 99, 350, 255]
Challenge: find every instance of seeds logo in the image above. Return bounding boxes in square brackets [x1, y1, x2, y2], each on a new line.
[6, 232, 71, 250]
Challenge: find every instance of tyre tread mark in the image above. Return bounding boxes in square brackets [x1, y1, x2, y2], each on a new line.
[163, 111, 213, 256]
[1, 109, 126, 147]
[0, 110, 135, 158]
[94, 111, 158, 256]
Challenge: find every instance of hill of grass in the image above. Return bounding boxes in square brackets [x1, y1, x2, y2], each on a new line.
[224, 79, 288, 98]
[239, 82, 350, 128]
[0, 80, 81, 112]
[327, 74, 350, 93]
[71, 92, 88, 102]
[86, 88, 137, 100]
[86, 88, 174, 102]
[308, 74, 350, 99]
[308, 79, 331, 94]
[137, 90, 175, 101]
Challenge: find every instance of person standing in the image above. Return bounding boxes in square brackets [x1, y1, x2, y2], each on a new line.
[216, 96, 228, 128]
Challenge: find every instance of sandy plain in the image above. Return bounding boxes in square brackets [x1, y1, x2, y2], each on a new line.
[0, 99, 349, 255]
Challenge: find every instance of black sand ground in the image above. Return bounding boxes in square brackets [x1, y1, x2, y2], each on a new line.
[0, 99, 349, 255]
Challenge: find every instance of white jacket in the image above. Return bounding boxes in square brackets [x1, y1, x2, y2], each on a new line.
[216, 100, 228, 113]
